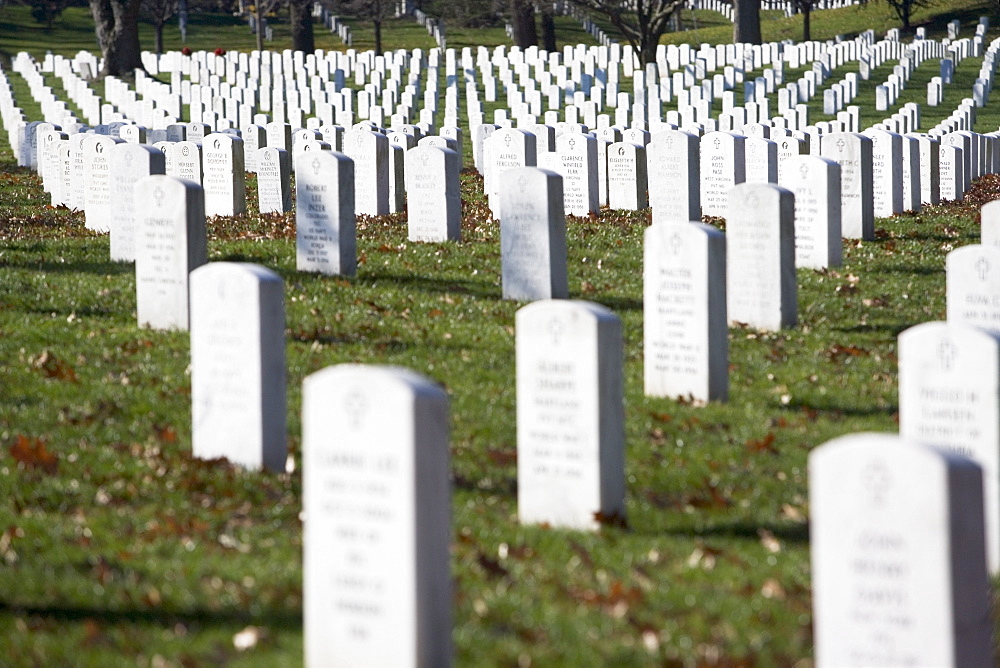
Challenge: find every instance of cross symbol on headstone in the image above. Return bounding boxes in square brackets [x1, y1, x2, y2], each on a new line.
[861, 459, 890, 508]
[344, 389, 368, 429]
[799, 163, 809, 179]
[714, 138, 721, 150]
[938, 338, 957, 371]
[312, 158, 321, 176]
[124, 153, 133, 167]
[518, 175, 528, 189]
[547, 317, 565, 346]
[977, 257, 991, 281]
[746, 193, 759, 208]
[837, 139, 846, 152]
[665, 138, 673, 150]
[504, 133, 512, 147]
[153, 187, 165, 207]
[669, 232, 682, 254]
[568, 138, 576, 150]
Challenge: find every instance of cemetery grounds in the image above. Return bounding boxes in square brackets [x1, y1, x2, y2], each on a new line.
[4, 0, 1000, 664]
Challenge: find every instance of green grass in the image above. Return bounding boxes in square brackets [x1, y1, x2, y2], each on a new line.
[5, 1, 1000, 664]
[654, 0, 999, 45]
[3, 138, 1000, 664]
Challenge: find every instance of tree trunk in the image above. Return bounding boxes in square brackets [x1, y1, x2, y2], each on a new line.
[290, 0, 315, 53]
[374, 18, 383, 53]
[155, 22, 164, 54]
[254, 2, 263, 51]
[902, 4, 911, 30]
[90, 0, 144, 78]
[802, 4, 810, 41]
[510, 0, 536, 48]
[539, 3, 556, 51]
[733, 0, 761, 45]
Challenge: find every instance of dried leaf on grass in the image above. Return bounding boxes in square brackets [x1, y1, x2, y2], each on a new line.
[8, 435, 58, 474]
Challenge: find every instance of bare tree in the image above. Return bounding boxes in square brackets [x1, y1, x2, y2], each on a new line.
[566, 0, 685, 66]
[335, 0, 392, 53]
[859, 0, 929, 31]
[733, 0, 761, 44]
[289, 0, 315, 52]
[89, 0, 144, 78]
[142, 0, 177, 54]
[788, 0, 818, 41]
[538, 1, 555, 51]
[252, 0, 281, 51]
[510, 0, 536, 48]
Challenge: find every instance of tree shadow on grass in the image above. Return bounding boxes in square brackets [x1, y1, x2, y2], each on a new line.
[2, 258, 134, 277]
[864, 263, 943, 276]
[830, 321, 914, 337]
[0, 601, 301, 630]
[673, 520, 810, 544]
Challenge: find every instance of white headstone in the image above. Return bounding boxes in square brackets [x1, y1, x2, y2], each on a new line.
[405, 145, 461, 242]
[190, 262, 286, 471]
[866, 129, 904, 217]
[899, 320, 1000, 572]
[727, 183, 797, 330]
[644, 222, 728, 401]
[648, 129, 700, 223]
[343, 128, 390, 216]
[946, 244, 1000, 335]
[295, 151, 356, 276]
[134, 175, 208, 330]
[500, 167, 568, 301]
[256, 147, 292, 214]
[820, 132, 874, 240]
[606, 141, 648, 210]
[981, 200, 1000, 247]
[167, 141, 203, 185]
[110, 143, 166, 262]
[202, 133, 247, 217]
[516, 299, 625, 530]
[810, 433, 992, 667]
[303, 365, 452, 667]
[82, 134, 124, 232]
[780, 155, 842, 269]
[700, 131, 746, 217]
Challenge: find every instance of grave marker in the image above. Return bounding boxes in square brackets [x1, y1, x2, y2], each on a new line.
[516, 299, 625, 530]
[405, 145, 461, 242]
[295, 151, 356, 276]
[134, 175, 208, 330]
[500, 167, 568, 300]
[303, 365, 452, 667]
[190, 262, 286, 472]
[810, 433, 991, 667]
[644, 222, 728, 402]
[727, 183, 797, 330]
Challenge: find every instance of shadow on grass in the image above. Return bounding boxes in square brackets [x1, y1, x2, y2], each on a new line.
[590, 294, 643, 312]
[3, 259, 133, 276]
[666, 520, 811, 544]
[865, 263, 944, 275]
[0, 601, 301, 630]
[830, 321, 913, 337]
[355, 271, 501, 300]
[785, 399, 898, 416]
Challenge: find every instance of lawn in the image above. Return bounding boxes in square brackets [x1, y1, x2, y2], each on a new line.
[3, 0, 1000, 664]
